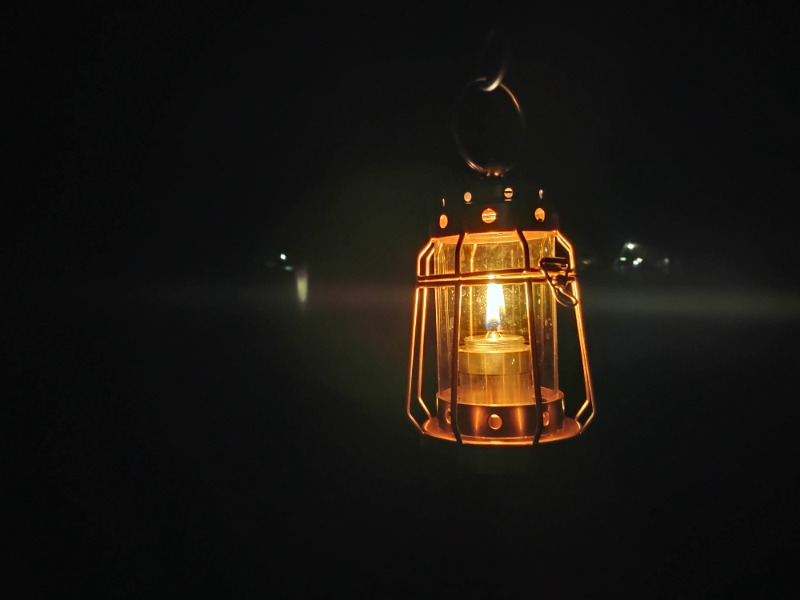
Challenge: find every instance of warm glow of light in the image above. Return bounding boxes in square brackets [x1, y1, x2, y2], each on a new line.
[295, 267, 308, 304]
[486, 283, 505, 331]
[481, 208, 497, 223]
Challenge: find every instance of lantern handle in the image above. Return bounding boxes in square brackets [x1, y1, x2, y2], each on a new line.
[473, 27, 511, 92]
[451, 77, 525, 177]
[540, 257, 578, 307]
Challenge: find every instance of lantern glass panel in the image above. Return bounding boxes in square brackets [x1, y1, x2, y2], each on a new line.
[432, 230, 558, 408]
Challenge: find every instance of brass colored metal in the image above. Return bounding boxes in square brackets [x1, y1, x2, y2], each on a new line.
[458, 347, 530, 375]
[435, 387, 567, 438]
[422, 387, 579, 444]
[405, 218, 596, 446]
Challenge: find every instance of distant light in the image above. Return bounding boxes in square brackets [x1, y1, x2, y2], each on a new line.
[296, 267, 309, 305]
[620, 256, 628, 262]
[280, 253, 287, 261]
[284, 265, 294, 272]
[625, 243, 636, 250]
[633, 257, 643, 266]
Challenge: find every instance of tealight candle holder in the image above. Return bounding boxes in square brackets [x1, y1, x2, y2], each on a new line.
[406, 180, 595, 445]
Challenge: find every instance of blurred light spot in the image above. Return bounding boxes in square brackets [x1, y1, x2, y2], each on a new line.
[296, 267, 309, 305]
[585, 287, 800, 320]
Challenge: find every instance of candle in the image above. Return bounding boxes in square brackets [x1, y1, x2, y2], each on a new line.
[458, 283, 532, 406]
[485, 282, 505, 332]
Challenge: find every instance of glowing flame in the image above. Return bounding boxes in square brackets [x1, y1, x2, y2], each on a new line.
[486, 283, 505, 331]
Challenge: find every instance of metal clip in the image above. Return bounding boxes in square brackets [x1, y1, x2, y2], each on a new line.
[540, 257, 578, 307]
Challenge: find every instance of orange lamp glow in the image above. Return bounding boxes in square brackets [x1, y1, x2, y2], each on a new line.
[406, 180, 595, 445]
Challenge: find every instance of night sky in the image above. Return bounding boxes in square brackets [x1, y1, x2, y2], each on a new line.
[6, 1, 799, 287]
[8, 2, 800, 597]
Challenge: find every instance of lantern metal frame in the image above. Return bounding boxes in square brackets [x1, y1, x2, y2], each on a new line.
[406, 184, 595, 446]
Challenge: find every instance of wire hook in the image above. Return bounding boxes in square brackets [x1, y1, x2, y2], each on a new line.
[475, 27, 511, 92]
[451, 78, 525, 177]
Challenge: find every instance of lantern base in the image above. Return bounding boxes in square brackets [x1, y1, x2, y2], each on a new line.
[424, 387, 581, 445]
[422, 416, 581, 445]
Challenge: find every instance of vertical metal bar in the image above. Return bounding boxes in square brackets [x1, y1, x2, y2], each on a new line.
[417, 240, 435, 278]
[571, 281, 596, 430]
[406, 285, 427, 433]
[467, 244, 476, 339]
[408, 239, 437, 434]
[555, 232, 595, 430]
[517, 230, 544, 445]
[416, 287, 432, 418]
[450, 233, 465, 444]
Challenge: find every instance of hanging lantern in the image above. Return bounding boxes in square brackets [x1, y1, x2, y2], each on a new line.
[406, 177, 595, 445]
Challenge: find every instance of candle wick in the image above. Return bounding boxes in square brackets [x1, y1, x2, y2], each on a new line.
[486, 328, 501, 340]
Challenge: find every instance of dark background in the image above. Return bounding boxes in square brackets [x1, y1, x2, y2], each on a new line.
[6, 1, 799, 597]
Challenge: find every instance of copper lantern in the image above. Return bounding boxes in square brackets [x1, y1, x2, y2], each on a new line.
[406, 179, 595, 445]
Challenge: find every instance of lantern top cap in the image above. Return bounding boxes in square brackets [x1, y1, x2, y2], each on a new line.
[432, 177, 558, 236]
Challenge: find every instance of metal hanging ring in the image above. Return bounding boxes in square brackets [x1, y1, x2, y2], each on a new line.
[474, 28, 511, 92]
[451, 77, 525, 177]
